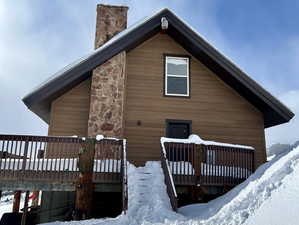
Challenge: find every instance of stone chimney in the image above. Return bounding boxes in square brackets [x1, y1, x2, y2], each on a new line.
[88, 4, 128, 138]
[94, 4, 128, 49]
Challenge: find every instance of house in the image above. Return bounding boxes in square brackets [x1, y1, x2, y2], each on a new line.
[0, 4, 294, 224]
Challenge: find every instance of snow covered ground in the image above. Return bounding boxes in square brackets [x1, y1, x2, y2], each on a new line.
[0, 193, 14, 219]
[1, 146, 299, 225]
[0, 192, 27, 219]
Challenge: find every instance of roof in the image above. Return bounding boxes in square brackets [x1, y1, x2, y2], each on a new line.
[22, 8, 294, 128]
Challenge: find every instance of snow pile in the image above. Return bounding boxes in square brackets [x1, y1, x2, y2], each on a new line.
[0, 194, 14, 219]
[161, 134, 254, 150]
[0, 192, 29, 219]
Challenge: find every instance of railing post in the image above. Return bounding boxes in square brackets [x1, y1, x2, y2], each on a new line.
[194, 144, 202, 185]
[12, 190, 21, 212]
[22, 139, 29, 172]
[75, 138, 95, 220]
[21, 191, 29, 225]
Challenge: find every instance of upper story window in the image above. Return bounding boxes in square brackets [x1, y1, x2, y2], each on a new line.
[165, 56, 190, 97]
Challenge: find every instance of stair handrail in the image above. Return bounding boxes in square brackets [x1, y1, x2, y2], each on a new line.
[120, 139, 128, 213]
[160, 141, 177, 211]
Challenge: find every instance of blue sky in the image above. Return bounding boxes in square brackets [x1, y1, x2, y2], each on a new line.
[0, 0, 298, 146]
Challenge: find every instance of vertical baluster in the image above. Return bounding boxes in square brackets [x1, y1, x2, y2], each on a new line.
[240, 149, 243, 180]
[56, 138, 60, 180]
[246, 150, 249, 178]
[104, 140, 107, 181]
[57, 138, 62, 181]
[220, 147, 223, 185]
[66, 140, 71, 181]
[226, 147, 229, 185]
[4, 140, 10, 177]
[187, 144, 190, 179]
[108, 141, 112, 182]
[236, 148, 239, 183]
[37, 141, 42, 179]
[76, 139, 80, 181]
[17, 139, 23, 175]
[232, 148, 235, 185]
[62, 140, 67, 182]
[246, 150, 250, 178]
[229, 148, 232, 185]
[182, 143, 185, 183]
[12, 138, 19, 178]
[32, 141, 37, 174]
[49, 140, 54, 180]
[172, 143, 175, 176]
[179, 143, 182, 183]
[94, 141, 97, 181]
[44, 140, 49, 181]
[28, 140, 34, 180]
[22, 138, 29, 182]
[0, 139, 4, 177]
[42, 140, 46, 178]
[8, 139, 14, 179]
[240, 148, 244, 182]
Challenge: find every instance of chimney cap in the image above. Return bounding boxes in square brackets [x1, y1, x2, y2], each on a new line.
[97, 4, 129, 10]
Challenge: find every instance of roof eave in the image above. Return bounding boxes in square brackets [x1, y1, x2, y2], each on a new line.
[22, 8, 295, 127]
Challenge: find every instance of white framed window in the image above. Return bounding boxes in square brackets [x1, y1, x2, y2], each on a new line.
[165, 56, 190, 97]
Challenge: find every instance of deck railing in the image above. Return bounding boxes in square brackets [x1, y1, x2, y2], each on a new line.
[162, 141, 255, 186]
[0, 134, 126, 184]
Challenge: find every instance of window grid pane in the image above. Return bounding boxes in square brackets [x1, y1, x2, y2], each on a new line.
[165, 56, 189, 96]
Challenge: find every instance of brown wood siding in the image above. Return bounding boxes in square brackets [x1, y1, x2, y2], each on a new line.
[48, 79, 91, 137]
[124, 33, 266, 167]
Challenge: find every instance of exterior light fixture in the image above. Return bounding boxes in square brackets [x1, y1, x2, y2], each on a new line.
[161, 17, 168, 30]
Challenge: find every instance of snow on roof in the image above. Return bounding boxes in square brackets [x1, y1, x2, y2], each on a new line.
[161, 134, 254, 150]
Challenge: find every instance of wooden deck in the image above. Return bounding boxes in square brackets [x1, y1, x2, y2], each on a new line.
[0, 135, 126, 192]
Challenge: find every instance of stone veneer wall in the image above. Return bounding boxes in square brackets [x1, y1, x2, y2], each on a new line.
[87, 4, 128, 138]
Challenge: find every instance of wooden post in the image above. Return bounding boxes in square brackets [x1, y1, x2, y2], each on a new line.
[22, 141, 29, 172]
[21, 191, 29, 225]
[31, 150, 43, 208]
[194, 144, 202, 179]
[12, 191, 21, 212]
[75, 138, 95, 219]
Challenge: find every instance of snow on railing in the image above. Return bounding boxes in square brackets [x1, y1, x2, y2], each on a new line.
[161, 134, 254, 150]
